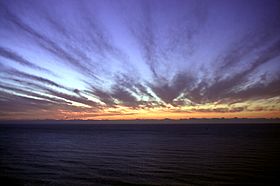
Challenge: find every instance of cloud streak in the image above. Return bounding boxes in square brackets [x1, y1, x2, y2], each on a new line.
[0, 0, 279, 119]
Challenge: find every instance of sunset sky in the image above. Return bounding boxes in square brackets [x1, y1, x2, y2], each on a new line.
[0, 0, 279, 120]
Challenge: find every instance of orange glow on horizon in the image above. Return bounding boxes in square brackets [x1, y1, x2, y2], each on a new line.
[1, 99, 279, 120]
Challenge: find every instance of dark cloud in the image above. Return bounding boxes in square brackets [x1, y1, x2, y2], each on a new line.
[0, 46, 55, 75]
[83, 82, 117, 107]
[190, 107, 247, 113]
[128, 2, 158, 77]
[0, 83, 71, 105]
[115, 74, 154, 99]
[73, 89, 80, 94]
[1, 67, 66, 89]
[231, 75, 280, 101]
[184, 39, 280, 104]
[0, 88, 101, 119]
[127, 0, 208, 78]
[150, 73, 195, 104]
[0, 69, 99, 109]
[111, 86, 138, 107]
[0, 3, 100, 80]
[84, 74, 156, 108]
[0, 90, 56, 113]
[46, 88, 99, 107]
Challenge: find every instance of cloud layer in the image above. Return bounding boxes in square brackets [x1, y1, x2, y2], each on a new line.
[0, 0, 279, 119]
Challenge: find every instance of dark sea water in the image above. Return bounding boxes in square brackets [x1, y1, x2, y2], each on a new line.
[0, 124, 279, 186]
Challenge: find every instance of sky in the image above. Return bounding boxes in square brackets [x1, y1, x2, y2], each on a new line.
[0, 0, 280, 120]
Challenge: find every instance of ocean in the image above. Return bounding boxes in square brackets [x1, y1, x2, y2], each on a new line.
[0, 124, 279, 185]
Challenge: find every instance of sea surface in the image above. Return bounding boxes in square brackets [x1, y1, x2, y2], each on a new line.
[0, 123, 279, 185]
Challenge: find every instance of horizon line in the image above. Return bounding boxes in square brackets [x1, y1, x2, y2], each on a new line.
[1, 118, 279, 124]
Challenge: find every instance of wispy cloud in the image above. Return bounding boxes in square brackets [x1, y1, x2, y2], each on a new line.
[0, 46, 55, 75]
[0, 0, 279, 119]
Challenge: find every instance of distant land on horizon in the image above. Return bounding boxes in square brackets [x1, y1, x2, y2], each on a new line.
[1, 118, 279, 125]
